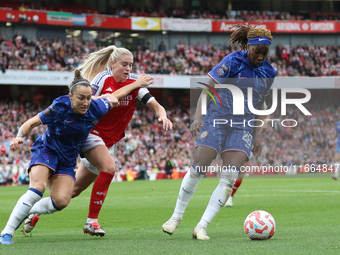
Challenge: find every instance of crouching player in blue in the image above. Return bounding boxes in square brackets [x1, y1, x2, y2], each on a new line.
[0, 69, 144, 244]
[162, 22, 276, 240]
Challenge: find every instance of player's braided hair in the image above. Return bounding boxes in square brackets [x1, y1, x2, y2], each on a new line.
[79, 45, 133, 82]
[229, 20, 273, 51]
[69, 69, 91, 94]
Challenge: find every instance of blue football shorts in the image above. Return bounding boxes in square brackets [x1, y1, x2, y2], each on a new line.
[196, 121, 254, 160]
[28, 140, 76, 180]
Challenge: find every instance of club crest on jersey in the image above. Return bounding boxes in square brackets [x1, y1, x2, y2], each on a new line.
[200, 131, 208, 139]
[216, 63, 229, 77]
[42, 154, 50, 161]
[42, 104, 57, 117]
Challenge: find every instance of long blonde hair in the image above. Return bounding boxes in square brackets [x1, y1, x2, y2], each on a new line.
[79, 45, 133, 81]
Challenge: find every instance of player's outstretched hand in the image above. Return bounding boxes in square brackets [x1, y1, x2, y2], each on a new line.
[158, 117, 173, 130]
[137, 74, 154, 87]
[10, 137, 24, 152]
[190, 119, 204, 140]
[251, 137, 262, 157]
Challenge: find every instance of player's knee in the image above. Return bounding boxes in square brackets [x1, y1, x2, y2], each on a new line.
[189, 166, 204, 179]
[72, 187, 82, 198]
[29, 183, 46, 194]
[53, 195, 71, 209]
[100, 162, 116, 174]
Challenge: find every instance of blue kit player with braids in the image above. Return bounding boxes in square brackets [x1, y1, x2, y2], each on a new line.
[0, 69, 146, 245]
[162, 21, 276, 240]
[332, 120, 340, 180]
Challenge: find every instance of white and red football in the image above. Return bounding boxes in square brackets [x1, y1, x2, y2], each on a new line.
[244, 210, 276, 240]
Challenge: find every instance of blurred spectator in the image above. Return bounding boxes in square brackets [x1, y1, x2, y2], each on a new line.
[165, 157, 174, 179]
[158, 41, 166, 52]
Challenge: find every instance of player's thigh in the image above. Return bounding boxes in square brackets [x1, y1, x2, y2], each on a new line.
[28, 165, 51, 193]
[193, 146, 217, 166]
[73, 161, 97, 197]
[221, 129, 252, 168]
[83, 144, 115, 172]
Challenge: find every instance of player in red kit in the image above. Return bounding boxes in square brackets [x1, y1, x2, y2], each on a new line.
[23, 46, 173, 237]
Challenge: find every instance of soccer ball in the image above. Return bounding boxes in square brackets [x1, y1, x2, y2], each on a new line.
[244, 210, 276, 240]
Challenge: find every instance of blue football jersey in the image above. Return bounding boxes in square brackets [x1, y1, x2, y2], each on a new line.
[37, 95, 110, 166]
[336, 121, 340, 148]
[207, 50, 276, 133]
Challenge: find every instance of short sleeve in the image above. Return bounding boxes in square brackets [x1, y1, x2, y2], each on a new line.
[91, 71, 111, 96]
[208, 54, 233, 84]
[93, 98, 110, 117]
[38, 101, 59, 125]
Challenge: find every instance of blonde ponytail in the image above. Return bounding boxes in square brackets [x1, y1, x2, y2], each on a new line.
[79, 45, 133, 82]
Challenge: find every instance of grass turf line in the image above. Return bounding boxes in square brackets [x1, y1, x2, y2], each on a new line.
[0, 174, 339, 255]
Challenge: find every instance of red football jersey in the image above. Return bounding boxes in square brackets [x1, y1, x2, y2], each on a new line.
[90, 70, 153, 147]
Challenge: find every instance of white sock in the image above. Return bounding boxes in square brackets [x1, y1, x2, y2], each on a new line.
[1, 188, 42, 236]
[335, 162, 340, 178]
[197, 178, 234, 229]
[172, 166, 204, 219]
[29, 197, 61, 215]
[86, 218, 98, 224]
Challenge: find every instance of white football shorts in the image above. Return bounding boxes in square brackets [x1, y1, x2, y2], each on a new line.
[80, 133, 117, 175]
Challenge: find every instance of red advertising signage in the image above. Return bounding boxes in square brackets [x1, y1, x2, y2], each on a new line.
[0, 9, 47, 24]
[212, 20, 340, 33]
[86, 15, 131, 29]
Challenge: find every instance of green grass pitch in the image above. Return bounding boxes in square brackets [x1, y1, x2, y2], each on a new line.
[0, 173, 339, 255]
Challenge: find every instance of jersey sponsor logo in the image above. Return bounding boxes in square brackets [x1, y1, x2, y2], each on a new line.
[91, 84, 99, 95]
[119, 95, 133, 106]
[216, 63, 229, 77]
[105, 87, 113, 92]
[42, 104, 57, 117]
[200, 131, 208, 139]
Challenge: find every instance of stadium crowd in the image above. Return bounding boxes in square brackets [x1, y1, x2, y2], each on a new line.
[1, 1, 340, 21]
[1, 34, 340, 77]
[0, 97, 338, 185]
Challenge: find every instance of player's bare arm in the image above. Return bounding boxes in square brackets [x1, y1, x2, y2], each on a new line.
[146, 99, 173, 130]
[10, 115, 42, 151]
